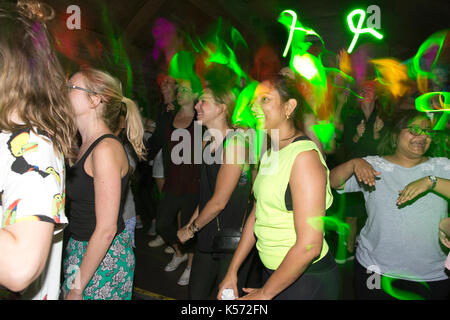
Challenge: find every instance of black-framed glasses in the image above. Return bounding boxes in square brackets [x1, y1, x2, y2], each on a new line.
[407, 125, 434, 137]
[67, 83, 99, 96]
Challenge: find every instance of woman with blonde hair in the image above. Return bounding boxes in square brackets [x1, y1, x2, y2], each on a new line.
[62, 68, 145, 300]
[0, 0, 77, 299]
[177, 85, 254, 299]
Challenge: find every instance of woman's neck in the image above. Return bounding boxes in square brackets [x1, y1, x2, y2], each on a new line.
[361, 102, 375, 120]
[272, 123, 300, 150]
[177, 103, 194, 116]
[206, 118, 230, 147]
[77, 117, 111, 148]
[386, 152, 428, 168]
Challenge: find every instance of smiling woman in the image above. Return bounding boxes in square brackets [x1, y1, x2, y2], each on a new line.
[146, 74, 201, 286]
[176, 84, 254, 299]
[330, 109, 450, 300]
[377, 110, 433, 159]
[218, 72, 339, 300]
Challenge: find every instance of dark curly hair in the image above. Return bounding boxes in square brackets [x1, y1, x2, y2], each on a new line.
[377, 109, 432, 156]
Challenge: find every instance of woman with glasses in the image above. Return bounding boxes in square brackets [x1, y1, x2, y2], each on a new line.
[62, 68, 146, 300]
[146, 72, 202, 286]
[330, 109, 450, 300]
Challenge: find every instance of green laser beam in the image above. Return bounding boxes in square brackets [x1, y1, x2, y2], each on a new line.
[346, 9, 383, 54]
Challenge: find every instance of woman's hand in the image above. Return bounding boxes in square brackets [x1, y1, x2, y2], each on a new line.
[352, 158, 380, 187]
[353, 120, 366, 143]
[356, 120, 366, 138]
[439, 218, 450, 249]
[166, 103, 175, 112]
[439, 230, 450, 249]
[177, 225, 194, 244]
[238, 288, 271, 300]
[217, 272, 239, 300]
[397, 177, 433, 206]
[373, 116, 384, 139]
[64, 289, 83, 300]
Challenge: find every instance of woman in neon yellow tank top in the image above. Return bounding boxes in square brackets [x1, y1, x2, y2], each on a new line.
[218, 72, 339, 300]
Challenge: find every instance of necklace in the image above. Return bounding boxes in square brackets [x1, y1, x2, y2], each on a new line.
[280, 130, 298, 141]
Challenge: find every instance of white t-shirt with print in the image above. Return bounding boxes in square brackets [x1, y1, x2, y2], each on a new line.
[0, 128, 68, 300]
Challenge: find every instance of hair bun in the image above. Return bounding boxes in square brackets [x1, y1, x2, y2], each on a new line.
[17, 0, 55, 23]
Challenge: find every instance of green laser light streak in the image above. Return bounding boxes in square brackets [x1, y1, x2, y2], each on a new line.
[346, 9, 383, 54]
[293, 54, 318, 80]
[279, 10, 323, 58]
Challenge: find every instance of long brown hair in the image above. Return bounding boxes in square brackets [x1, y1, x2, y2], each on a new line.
[0, 0, 77, 160]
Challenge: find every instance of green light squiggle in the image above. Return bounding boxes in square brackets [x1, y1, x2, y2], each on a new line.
[415, 92, 450, 113]
[346, 9, 383, 54]
[278, 10, 324, 58]
[381, 274, 430, 300]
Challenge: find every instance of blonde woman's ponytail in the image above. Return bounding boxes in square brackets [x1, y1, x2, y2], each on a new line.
[122, 97, 146, 161]
[79, 68, 147, 161]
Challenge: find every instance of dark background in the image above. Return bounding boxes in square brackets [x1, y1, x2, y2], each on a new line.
[11, 0, 450, 118]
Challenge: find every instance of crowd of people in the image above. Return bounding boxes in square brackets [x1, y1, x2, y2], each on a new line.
[0, 0, 449, 301]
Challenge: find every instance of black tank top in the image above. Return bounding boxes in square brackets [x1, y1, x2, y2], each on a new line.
[196, 133, 252, 253]
[66, 134, 128, 241]
[164, 114, 200, 195]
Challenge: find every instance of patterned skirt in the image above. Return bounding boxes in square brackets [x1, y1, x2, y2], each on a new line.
[61, 230, 135, 300]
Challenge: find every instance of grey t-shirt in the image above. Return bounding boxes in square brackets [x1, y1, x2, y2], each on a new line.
[339, 156, 450, 281]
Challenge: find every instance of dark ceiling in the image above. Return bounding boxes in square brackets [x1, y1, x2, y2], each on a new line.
[13, 0, 450, 116]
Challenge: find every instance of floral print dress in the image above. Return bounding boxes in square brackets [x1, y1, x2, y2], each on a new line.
[61, 230, 135, 300]
[61, 134, 135, 300]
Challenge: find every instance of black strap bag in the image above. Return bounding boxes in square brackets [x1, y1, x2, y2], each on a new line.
[211, 209, 247, 254]
[203, 142, 248, 253]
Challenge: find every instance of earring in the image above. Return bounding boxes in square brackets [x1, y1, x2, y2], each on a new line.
[286, 114, 290, 120]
